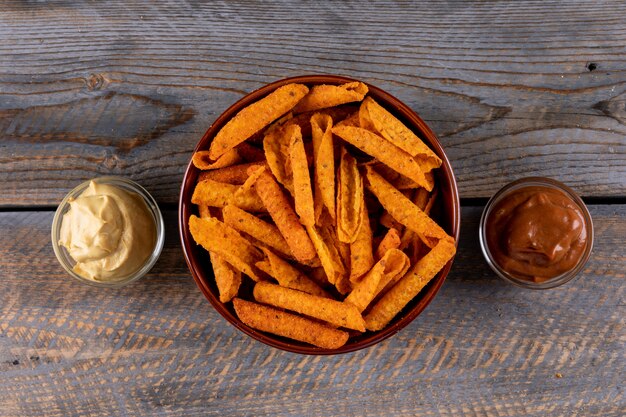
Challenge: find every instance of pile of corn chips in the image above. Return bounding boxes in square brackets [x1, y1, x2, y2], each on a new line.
[189, 81, 456, 349]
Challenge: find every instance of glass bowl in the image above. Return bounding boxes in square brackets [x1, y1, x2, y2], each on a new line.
[179, 75, 461, 354]
[479, 177, 593, 289]
[51, 176, 165, 287]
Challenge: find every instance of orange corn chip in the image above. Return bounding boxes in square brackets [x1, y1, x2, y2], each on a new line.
[424, 171, 435, 191]
[337, 147, 364, 243]
[210, 252, 242, 303]
[393, 175, 420, 190]
[275, 105, 356, 138]
[375, 228, 401, 260]
[293, 82, 368, 114]
[209, 83, 309, 159]
[233, 298, 348, 349]
[359, 97, 441, 172]
[380, 210, 403, 232]
[350, 203, 374, 282]
[335, 111, 360, 128]
[368, 162, 420, 190]
[373, 249, 411, 295]
[265, 112, 294, 135]
[257, 248, 329, 298]
[306, 224, 346, 286]
[240, 165, 267, 193]
[310, 113, 336, 224]
[196, 207, 242, 302]
[192, 148, 242, 170]
[191, 179, 265, 212]
[288, 125, 315, 226]
[400, 188, 430, 250]
[336, 239, 351, 271]
[345, 249, 410, 313]
[364, 237, 456, 331]
[335, 275, 353, 296]
[189, 215, 262, 281]
[198, 204, 212, 220]
[254, 259, 274, 276]
[252, 168, 317, 263]
[198, 161, 267, 185]
[333, 126, 431, 191]
[409, 189, 439, 264]
[366, 166, 449, 247]
[263, 125, 294, 195]
[223, 204, 292, 258]
[253, 282, 365, 331]
[415, 188, 431, 211]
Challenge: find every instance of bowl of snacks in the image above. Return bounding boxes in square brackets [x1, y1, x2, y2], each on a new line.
[179, 75, 460, 354]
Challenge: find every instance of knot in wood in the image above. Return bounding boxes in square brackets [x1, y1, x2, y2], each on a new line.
[86, 73, 107, 91]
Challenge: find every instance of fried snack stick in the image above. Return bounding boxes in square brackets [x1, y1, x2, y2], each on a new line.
[333, 126, 431, 191]
[196, 205, 241, 302]
[233, 298, 348, 349]
[410, 189, 439, 264]
[372, 249, 412, 301]
[198, 161, 267, 185]
[252, 168, 317, 263]
[256, 248, 329, 298]
[191, 179, 265, 212]
[293, 82, 368, 114]
[345, 249, 410, 313]
[208, 83, 309, 159]
[364, 237, 456, 331]
[222, 205, 292, 258]
[198, 204, 212, 220]
[194, 141, 266, 171]
[350, 203, 374, 282]
[359, 97, 441, 172]
[375, 228, 401, 260]
[380, 210, 403, 232]
[253, 282, 365, 332]
[333, 239, 353, 295]
[192, 149, 241, 170]
[279, 105, 355, 137]
[263, 125, 294, 195]
[311, 113, 336, 224]
[365, 166, 449, 248]
[335, 111, 360, 128]
[336, 147, 364, 243]
[210, 252, 241, 303]
[400, 188, 430, 250]
[288, 125, 315, 226]
[189, 215, 262, 281]
[306, 224, 346, 287]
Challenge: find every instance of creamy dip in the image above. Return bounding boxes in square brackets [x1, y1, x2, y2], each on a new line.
[59, 181, 156, 281]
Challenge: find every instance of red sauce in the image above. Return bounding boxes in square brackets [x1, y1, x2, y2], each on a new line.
[486, 186, 587, 282]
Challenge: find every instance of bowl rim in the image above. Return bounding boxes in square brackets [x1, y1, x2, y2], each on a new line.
[179, 74, 461, 354]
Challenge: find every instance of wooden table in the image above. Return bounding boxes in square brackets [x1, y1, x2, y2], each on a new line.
[1, 1, 624, 416]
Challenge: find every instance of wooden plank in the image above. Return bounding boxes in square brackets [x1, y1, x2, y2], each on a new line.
[0, 206, 623, 416]
[1, 0, 625, 206]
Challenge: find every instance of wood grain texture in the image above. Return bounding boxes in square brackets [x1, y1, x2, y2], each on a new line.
[0, 207, 623, 417]
[1, 0, 625, 206]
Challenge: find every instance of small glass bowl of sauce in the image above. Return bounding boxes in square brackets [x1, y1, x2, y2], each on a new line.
[479, 177, 593, 289]
[51, 177, 165, 287]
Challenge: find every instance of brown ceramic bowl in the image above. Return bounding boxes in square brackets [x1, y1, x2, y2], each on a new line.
[179, 75, 460, 354]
